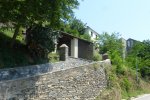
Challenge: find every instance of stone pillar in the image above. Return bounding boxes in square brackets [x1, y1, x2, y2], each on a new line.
[71, 38, 78, 58]
[59, 44, 68, 61]
[102, 53, 109, 60]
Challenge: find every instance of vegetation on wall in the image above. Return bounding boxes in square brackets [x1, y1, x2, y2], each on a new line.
[96, 32, 150, 99]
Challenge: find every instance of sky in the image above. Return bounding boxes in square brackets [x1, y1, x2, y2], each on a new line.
[74, 0, 150, 41]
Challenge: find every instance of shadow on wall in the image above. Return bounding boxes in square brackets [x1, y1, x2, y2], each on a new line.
[0, 63, 53, 99]
[0, 60, 109, 99]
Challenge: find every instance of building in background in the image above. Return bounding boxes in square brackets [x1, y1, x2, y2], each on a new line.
[126, 38, 137, 52]
[84, 26, 99, 42]
[121, 38, 127, 60]
[121, 38, 140, 59]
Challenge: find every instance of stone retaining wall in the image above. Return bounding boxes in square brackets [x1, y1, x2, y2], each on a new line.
[0, 58, 92, 81]
[0, 59, 110, 100]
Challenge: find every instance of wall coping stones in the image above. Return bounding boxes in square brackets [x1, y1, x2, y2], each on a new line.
[0, 57, 95, 82]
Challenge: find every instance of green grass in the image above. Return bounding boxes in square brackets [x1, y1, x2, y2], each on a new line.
[48, 53, 59, 63]
[96, 64, 150, 100]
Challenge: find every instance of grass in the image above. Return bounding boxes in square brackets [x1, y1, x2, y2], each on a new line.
[96, 64, 150, 100]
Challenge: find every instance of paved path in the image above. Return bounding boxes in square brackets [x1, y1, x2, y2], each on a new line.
[131, 94, 150, 100]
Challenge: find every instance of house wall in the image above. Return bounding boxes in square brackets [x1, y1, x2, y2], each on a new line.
[85, 28, 97, 40]
[0, 60, 110, 100]
[85, 27, 99, 41]
[78, 40, 94, 60]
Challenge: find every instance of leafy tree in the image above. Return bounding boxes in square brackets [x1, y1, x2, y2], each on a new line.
[98, 32, 124, 74]
[98, 32, 122, 55]
[126, 40, 150, 79]
[64, 17, 86, 36]
[0, 0, 79, 46]
[26, 25, 59, 63]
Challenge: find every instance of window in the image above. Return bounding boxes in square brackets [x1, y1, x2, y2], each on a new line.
[91, 32, 93, 37]
[127, 41, 130, 47]
[96, 35, 98, 39]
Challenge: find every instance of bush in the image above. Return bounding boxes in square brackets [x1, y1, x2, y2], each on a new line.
[93, 52, 101, 61]
[80, 33, 91, 41]
[48, 53, 59, 62]
[26, 25, 59, 63]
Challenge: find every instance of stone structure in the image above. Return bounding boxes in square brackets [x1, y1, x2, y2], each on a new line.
[102, 53, 109, 60]
[0, 59, 110, 100]
[59, 44, 68, 61]
[57, 32, 94, 60]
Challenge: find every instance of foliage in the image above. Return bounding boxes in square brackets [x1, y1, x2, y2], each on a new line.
[126, 40, 150, 79]
[99, 32, 122, 54]
[93, 52, 101, 61]
[98, 32, 124, 73]
[26, 25, 59, 63]
[0, 31, 32, 68]
[0, 0, 79, 28]
[0, 0, 79, 46]
[63, 17, 90, 40]
[65, 17, 86, 34]
[97, 32, 150, 99]
[80, 33, 91, 41]
[48, 53, 59, 63]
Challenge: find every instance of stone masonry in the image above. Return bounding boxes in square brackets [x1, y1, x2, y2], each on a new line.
[0, 59, 110, 100]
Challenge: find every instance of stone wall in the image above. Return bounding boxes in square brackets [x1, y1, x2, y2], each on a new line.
[0, 59, 110, 100]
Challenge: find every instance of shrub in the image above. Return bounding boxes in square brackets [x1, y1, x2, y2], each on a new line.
[80, 33, 91, 41]
[48, 53, 59, 62]
[93, 52, 101, 61]
[26, 25, 59, 63]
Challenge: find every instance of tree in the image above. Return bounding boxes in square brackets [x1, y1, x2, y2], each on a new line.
[98, 32, 124, 74]
[25, 25, 60, 63]
[126, 40, 150, 79]
[0, 0, 79, 47]
[98, 32, 122, 54]
[64, 17, 86, 36]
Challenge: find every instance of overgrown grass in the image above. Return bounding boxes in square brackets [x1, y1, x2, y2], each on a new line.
[93, 52, 102, 61]
[96, 64, 150, 100]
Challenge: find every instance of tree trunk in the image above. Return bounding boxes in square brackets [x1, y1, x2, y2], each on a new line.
[10, 25, 20, 48]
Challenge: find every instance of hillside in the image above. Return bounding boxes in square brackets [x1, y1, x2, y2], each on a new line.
[96, 64, 150, 100]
